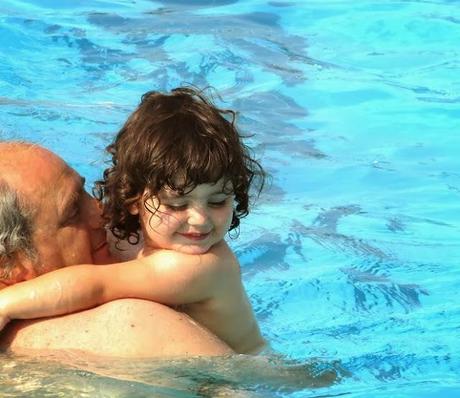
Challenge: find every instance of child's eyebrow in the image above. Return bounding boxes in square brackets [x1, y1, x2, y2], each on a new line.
[160, 189, 181, 198]
[160, 186, 231, 199]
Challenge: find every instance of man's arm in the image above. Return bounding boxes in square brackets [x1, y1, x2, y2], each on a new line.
[0, 241, 232, 329]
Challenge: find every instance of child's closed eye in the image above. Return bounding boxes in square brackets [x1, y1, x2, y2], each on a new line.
[208, 199, 228, 207]
[163, 198, 230, 211]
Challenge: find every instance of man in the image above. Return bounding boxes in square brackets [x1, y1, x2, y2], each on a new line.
[0, 141, 232, 357]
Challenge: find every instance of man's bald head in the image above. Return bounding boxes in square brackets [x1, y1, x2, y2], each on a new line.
[0, 141, 111, 287]
[0, 141, 67, 195]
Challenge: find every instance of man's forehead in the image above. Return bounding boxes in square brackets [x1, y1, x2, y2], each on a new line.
[0, 143, 77, 200]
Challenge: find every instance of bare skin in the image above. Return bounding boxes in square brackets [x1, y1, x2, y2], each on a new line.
[0, 299, 232, 358]
[0, 181, 266, 353]
[0, 240, 264, 353]
[0, 143, 233, 358]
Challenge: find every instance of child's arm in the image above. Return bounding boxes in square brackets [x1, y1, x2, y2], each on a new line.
[0, 241, 231, 330]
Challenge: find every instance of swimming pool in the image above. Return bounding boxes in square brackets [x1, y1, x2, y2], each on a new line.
[1, 0, 459, 396]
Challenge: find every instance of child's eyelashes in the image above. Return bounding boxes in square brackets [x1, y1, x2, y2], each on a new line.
[208, 199, 228, 208]
[162, 199, 230, 212]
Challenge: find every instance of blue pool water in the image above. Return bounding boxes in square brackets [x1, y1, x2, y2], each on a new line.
[1, 0, 460, 396]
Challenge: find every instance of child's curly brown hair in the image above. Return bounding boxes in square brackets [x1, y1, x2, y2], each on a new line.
[94, 87, 265, 244]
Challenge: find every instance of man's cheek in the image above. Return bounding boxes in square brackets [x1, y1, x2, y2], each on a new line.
[92, 242, 112, 265]
[57, 229, 93, 266]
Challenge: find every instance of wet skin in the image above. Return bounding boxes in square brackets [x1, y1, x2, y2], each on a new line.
[0, 143, 232, 357]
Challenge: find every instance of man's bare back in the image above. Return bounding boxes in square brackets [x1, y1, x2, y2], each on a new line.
[1, 299, 232, 358]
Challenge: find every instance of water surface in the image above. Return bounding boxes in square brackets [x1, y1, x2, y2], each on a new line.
[1, 0, 459, 396]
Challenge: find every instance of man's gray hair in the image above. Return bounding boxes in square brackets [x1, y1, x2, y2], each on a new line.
[0, 180, 37, 280]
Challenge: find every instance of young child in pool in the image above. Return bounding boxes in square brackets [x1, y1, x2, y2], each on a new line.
[0, 87, 266, 354]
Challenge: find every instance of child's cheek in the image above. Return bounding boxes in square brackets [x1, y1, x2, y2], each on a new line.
[162, 212, 184, 230]
[219, 207, 234, 230]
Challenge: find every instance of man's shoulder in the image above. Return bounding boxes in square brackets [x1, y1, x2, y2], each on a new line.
[0, 299, 232, 358]
[0, 299, 166, 354]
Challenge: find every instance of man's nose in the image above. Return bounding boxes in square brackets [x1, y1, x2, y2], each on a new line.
[84, 194, 104, 229]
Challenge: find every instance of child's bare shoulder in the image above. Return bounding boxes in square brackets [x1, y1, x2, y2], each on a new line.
[140, 241, 238, 277]
[142, 241, 231, 260]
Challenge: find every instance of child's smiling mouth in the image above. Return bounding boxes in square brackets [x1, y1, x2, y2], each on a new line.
[177, 232, 211, 241]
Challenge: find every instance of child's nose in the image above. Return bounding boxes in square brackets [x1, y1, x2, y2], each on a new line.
[187, 206, 209, 226]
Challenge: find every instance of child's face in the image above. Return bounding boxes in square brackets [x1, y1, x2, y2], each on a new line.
[136, 178, 234, 255]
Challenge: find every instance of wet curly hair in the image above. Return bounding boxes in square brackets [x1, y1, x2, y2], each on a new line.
[94, 87, 265, 244]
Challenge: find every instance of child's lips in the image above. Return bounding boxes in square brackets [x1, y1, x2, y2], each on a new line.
[178, 232, 211, 241]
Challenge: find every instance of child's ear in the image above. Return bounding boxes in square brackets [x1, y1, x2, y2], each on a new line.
[129, 190, 149, 215]
[128, 202, 139, 215]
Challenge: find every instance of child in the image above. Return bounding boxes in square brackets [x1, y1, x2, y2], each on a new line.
[0, 87, 266, 354]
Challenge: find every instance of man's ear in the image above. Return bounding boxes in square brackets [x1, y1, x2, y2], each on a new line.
[0, 254, 38, 287]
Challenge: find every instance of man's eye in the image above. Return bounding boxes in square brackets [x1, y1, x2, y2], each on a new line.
[61, 209, 80, 226]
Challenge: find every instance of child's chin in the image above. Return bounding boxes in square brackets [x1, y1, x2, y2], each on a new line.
[176, 244, 210, 255]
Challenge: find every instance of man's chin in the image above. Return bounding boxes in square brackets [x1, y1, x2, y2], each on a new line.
[92, 242, 114, 264]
